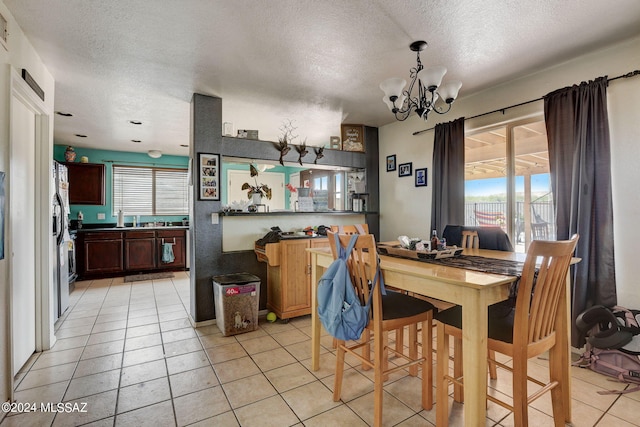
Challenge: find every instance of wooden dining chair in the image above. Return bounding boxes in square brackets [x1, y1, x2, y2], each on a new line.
[435, 234, 579, 426]
[327, 231, 435, 427]
[460, 230, 479, 249]
[329, 223, 405, 358]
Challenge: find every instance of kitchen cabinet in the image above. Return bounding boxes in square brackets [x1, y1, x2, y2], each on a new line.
[255, 237, 329, 320]
[65, 162, 106, 205]
[77, 228, 187, 279]
[156, 229, 186, 269]
[125, 230, 156, 271]
[79, 231, 124, 276]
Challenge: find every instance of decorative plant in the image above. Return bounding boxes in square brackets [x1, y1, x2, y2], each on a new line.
[242, 164, 272, 200]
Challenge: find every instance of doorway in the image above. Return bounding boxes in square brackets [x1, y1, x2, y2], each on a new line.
[9, 68, 52, 379]
[464, 118, 553, 252]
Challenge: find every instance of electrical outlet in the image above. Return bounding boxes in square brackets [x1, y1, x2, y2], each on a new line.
[97, 213, 106, 220]
[211, 213, 219, 224]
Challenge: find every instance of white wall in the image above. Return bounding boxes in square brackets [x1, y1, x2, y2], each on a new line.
[0, 0, 55, 405]
[379, 35, 640, 309]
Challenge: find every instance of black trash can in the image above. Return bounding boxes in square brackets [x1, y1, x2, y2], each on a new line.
[212, 273, 260, 336]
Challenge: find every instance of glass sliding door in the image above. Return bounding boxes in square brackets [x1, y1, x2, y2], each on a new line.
[464, 118, 552, 252]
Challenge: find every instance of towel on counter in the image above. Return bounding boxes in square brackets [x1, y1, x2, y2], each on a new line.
[162, 243, 175, 263]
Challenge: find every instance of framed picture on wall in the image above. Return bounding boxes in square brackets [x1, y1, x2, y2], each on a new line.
[386, 154, 396, 172]
[341, 124, 365, 152]
[398, 162, 412, 177]
[415, 168, 427, 187]
[198, 153, 220, 200]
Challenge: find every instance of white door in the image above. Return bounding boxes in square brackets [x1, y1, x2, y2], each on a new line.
[227, 170, 285, 211]
[10, 95, 37, 375]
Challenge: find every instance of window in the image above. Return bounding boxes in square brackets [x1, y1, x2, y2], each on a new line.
[464, 119, 553, 252]
[112, 165, 189, 216]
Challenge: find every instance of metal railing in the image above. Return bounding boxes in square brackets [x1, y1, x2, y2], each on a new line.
[465, 201, 556, 242]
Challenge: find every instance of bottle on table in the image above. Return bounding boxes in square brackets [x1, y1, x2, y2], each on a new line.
[431, 230, 439, 252]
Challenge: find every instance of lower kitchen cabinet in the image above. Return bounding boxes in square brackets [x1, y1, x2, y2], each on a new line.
[77, 228, 187, 279]
[156, 230, 186, 269]
[81, 232, 124, 276]
[125, 230, 156, 271]
[255, 237, 328, 320]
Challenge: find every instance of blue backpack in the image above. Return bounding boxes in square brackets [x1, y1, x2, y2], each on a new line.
[317, 233, 385, 341]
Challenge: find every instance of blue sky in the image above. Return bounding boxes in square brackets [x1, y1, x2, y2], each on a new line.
[465, 174, 550, 197]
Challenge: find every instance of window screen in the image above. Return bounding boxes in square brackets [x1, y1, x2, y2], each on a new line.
[113, 166, 188, 216]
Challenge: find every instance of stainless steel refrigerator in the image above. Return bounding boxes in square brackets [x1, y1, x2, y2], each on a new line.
[53, 161, 71, 320]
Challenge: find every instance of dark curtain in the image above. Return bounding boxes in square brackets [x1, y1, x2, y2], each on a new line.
[431, 117, 465, 234]
[543, 77, 617, 348]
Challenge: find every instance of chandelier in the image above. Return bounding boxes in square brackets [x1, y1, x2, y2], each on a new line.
[380, 41, 462, 121]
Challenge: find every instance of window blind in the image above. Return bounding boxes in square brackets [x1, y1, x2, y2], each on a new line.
[113, 166, 188, 216]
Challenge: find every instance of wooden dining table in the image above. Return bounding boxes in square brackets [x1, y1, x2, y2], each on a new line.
[307, 245, 574, 426]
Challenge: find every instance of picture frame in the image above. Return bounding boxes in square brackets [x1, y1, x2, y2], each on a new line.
[341, 124, 365, 152]
[198, 153, 220, 200]
[386, 154, 396, 172]
[415, 168, 428, 187]
[398, 162, 412, 177]
[329, 136, 341, 150]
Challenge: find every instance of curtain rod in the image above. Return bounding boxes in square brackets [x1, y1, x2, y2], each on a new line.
[412, 69, 640, 136]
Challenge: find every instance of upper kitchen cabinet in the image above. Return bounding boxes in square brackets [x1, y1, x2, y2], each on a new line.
[65, 162, 106, 205]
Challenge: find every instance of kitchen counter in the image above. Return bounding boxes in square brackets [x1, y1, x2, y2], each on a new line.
[75, 225, 188, 232]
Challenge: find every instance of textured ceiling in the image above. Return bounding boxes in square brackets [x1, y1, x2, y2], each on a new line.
[4, 0, 640, 156]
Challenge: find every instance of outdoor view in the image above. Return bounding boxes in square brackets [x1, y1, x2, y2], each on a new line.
[464, 120, 554, 252]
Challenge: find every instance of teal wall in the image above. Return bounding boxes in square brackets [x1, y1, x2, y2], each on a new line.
[54, 145, 189, 225]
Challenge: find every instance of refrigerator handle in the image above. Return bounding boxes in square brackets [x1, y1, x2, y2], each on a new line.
[55, 192, 65, 246]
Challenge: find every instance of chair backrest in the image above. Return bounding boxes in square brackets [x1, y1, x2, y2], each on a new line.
[461, 230, 479, 249]
[513, 234, 579, 346]
[330, 224, 369, 235]
[327, 231, 378, 310]
[531, 222, 549, 240]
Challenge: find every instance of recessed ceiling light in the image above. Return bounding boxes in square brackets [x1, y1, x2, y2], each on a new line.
[132, 139, 141, 143]
[148, 150, 162, 158]
[180, 144, 188, 147]
[129, 120, 142, 125]
[55, 111, 73, 117]
[74, 134, 87, 138]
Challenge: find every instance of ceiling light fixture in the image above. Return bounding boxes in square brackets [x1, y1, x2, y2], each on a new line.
[380, 41, 462, 122]
[148, 150, 162, 158]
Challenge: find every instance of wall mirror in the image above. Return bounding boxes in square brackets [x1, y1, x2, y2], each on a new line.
[222, 156, 365, 212]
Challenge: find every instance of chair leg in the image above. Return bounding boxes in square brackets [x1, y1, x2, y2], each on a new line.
[453, 336, 463, 403]
[395, 327, 404, 354]
[512, 351, 529, 427]
[436, 322, 449, 426]
[488, 350, 498, 380]
[373, 326, 385, 427]
[362, 329, 371, 371]
[382, 331, 390, 382]
[548, 345, 566, 427]
[422, 317, 433, 410]
[408, 324, 418, 376]
[333, 340, 346, 402]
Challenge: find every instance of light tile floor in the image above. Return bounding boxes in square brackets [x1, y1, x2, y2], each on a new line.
[2, 271, 639, 426]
